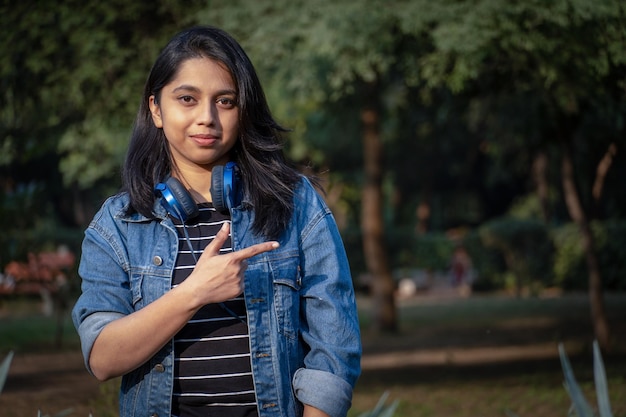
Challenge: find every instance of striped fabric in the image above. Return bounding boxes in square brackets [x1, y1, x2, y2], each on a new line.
[170, 204, 258, 417]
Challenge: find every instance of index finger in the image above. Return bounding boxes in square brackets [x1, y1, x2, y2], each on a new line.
[231, 241, 280, 261]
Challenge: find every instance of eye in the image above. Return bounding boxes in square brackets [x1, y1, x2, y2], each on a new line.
[216, 97, 237, 109]
[178, 95, 196, 105]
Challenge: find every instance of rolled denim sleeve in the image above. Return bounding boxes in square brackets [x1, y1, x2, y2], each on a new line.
[292, 368, 354, 417]
[293, 180, 362, 417]
[76, 311, 126, 375]
[71, 200, 134, 374]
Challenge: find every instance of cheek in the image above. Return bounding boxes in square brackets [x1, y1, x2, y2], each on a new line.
[160, 113, 189, 135]
[227, 115, 240, 137]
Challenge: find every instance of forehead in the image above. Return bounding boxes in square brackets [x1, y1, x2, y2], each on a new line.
[168, 57, 235, 91]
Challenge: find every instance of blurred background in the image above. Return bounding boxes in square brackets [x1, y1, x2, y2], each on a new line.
[1, 0, 625, 416]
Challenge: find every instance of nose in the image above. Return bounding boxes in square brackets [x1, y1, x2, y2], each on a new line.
[198, 100, 218, 126]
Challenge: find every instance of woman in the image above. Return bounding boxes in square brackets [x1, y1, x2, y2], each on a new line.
[72, 26, 361, 417]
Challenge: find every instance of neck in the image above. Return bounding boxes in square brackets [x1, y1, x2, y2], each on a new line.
[171, 166, 213, 204]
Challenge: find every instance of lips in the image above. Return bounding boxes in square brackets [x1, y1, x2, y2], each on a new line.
[190, 133, 220, 146]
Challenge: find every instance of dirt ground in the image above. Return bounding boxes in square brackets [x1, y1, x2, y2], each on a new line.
[1, 293, 625, 417]
[0, 350, 100, 417]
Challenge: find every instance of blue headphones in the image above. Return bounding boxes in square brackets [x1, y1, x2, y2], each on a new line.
[154, 162, 241, 221]
[155, 162, 245, 324]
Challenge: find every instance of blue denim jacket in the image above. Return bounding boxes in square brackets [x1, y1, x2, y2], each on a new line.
[72, 177, 361, 417]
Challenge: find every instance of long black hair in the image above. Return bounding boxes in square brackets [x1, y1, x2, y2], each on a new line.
[122, 26, 301, 240]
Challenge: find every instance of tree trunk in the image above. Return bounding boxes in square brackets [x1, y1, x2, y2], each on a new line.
[532, 151, 550, 222]
[591, 143, 617, 218]
[361, 103, 397, 333]
[560, 141, 610, 350]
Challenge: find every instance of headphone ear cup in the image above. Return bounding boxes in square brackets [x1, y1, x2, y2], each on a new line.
[210, 165, 228, 214]
[155, 177, 199, 222]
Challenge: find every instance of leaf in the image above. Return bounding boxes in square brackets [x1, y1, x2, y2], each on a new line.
[593, 340, 614, 417]
[358, 391, 399, 417]
[0, 351, 14, 394]
[559, 343, 595, 417]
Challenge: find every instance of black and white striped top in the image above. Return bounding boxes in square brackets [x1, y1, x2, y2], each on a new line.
[170, 203, 258, 417]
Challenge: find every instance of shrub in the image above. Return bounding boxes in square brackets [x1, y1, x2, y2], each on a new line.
[552, 220, 626, 291]
[505, 340, 616, 417]
[0, 350, 13, 394]
[478, 217, 554, 295]
[462, 229, 507, 291]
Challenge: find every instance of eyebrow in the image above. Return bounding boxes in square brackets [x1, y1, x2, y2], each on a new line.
[171, 85, 201, 94]
[170, 85, 237, 96]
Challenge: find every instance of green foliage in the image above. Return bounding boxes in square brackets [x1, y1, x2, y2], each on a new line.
[0, 351, 13, 394]
[0, 183, 84, 268]
[1, 0, 205, 189]
[553, 221, 626, 291]
[552, 223, 587, 290]
[462, 229, 507, 291]
[374, 216, 626, 294]
[479, 217, 554, 293]
[0, 184, 43, 265]
[559, 341, 614, 417]
[394, 232, 454, 272]
[2, 0, 626, 298]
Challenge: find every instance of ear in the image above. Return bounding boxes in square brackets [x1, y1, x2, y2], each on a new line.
[149, 95, 163, 128]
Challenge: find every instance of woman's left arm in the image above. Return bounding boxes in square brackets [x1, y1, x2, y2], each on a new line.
[293, 192, 362, 417]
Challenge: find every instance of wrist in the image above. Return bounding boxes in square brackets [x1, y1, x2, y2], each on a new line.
[170, 280, 204, 312]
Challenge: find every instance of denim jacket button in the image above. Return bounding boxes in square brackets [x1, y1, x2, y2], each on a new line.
[154, 363, 165, 372]
[153, 256, 163, 266]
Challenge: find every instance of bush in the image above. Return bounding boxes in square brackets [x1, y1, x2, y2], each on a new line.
[478, 217, 554, 295]
[402, 233, 454, 272]
[553, 220, 626, 291]
[461, 229, 507, 291]
[350, 217, 626, 294]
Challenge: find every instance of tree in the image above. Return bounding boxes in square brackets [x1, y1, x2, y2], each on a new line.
[0, 0, 206, 265]
[200, 0, 436, 332]
[1, 1, 207, 225]
[416, 0, 626, 349]
[3, 0, 624, 342]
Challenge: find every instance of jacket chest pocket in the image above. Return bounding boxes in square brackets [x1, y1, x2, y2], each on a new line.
[130, 270, 171, 309]
[270, 254, 301, 340]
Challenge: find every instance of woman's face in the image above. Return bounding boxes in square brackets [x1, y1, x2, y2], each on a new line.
[149, 57, 239, 173]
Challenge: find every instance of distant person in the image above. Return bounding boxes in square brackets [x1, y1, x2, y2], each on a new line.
[450, 245, 473, 296]
[72, 26, 361, 417]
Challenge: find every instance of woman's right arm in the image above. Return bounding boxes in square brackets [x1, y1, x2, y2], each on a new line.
[75, 222, 278, 381]
[88, 275, 207, 380]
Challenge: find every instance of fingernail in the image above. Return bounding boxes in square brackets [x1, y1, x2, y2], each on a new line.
[271, 242, 280, 248]
[221, 223, 229, 231]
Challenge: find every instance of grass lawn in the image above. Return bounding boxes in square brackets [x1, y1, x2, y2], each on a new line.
[352, 292, 626, 417]
[1, 292, 625, 417]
